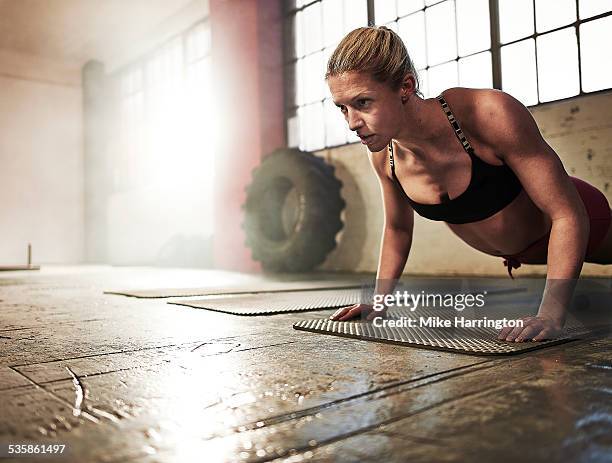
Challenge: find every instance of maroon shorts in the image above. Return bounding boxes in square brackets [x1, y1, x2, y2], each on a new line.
[502, 176, 611, 278]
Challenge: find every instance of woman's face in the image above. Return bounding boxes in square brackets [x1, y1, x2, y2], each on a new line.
[327, 71, 404, 152]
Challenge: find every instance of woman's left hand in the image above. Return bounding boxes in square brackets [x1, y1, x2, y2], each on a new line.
[497, 315, 564, 342]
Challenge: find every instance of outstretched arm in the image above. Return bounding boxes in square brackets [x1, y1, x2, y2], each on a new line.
[372, 148, 415, 297]
[330, 149, 414, 321]
[476, 90, 589, 340]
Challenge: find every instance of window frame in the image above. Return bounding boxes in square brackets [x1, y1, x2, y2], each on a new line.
[109, 19, 211, 192]
[284, 0, 612, 150]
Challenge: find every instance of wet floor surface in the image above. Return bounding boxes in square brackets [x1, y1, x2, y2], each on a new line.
[0, 266, 611, 463]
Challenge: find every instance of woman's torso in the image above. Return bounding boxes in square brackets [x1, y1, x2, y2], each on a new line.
[386, 88, 551, 257]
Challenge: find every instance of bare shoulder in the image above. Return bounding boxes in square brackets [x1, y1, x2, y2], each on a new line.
[445, 87, 543, 156]
[471, 88, 527, 121]
[473, 89, 543, 151]
[443, 87, 516, 121]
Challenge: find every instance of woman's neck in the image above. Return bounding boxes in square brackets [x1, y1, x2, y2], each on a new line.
[393, 95, 446, 155]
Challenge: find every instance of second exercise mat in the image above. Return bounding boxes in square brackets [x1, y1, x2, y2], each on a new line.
[169, 288, 362, 315]
[169, 285, 528, 316]
[105, 280, 363, 298]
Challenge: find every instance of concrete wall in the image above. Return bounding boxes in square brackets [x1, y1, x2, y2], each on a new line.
[319, 91, 612, 277]
[0, 51, 83, 264]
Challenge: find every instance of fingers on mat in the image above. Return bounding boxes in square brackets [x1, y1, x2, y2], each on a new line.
[338, 306, 362, 321]
[533, 329, 553, 342]
[515, 324, 540, 342]
[330, 305, 355, 320]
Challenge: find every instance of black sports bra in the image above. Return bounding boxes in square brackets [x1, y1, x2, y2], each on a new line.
[389, 94, 523, 224]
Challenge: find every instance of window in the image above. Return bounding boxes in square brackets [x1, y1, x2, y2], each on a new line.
[285, 0, 368, 151]
[380, 0, 492, 99]
[498, 0, 612, 104]
[113, 21, 214, 235]
[580, 14, 612, 92]
[374, 0, 490, 97]
[286, 0, 612, 151]
[114, 22, 212, 187]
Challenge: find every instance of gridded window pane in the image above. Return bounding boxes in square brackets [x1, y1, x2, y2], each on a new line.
[456, 0, 490, 56]
[146, 39, 183, 90]
[459, 51, 493, 89]
[302, 3, 323, 55]
[322, 46, 334, 97]
[499, 0, 534, 44]
[112, 20, 213, 196]
[398, 0, 424, 17]
[536, 28, 579, 102]
[295, 11, 305, 58]
[579, 0, 612, 19]
[287, 114, 300, 148]
[375, 0, 397, 24]
[186, 58, 212, 100]
[286, 16, 298, 60]
[580, 16, 612, 92]
[299, 102, 325, 151]
[315, 51, 328, 99]
[297, 51, 326, 105]
[535, 0, 576, 33]
[296, 59, 305, 106]
[425, 1, 457, 65]
[291, 0, 368, 150]
[428, 61, 458, 97]
[323, 0, 344, 47]
[324, 98, 348, 146]
[501, 39, 538, 106]
[384, 21, 399, 32]
[121, 93, 144, 140]
[398, 12, 427, 69]
[344, 0, 367, 33]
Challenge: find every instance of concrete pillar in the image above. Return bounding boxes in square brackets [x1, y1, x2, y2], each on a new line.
[82, 60, 110, 263]
[209, 0, 285, 272]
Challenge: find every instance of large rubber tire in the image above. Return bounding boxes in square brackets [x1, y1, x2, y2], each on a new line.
[242, 148, 345, 272]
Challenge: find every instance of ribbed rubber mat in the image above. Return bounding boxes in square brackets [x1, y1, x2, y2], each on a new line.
[293, 307, 604, 355]
[169, 286, 528, 316]
[105, 280, 362, 298]
[170, 288, 363, 315]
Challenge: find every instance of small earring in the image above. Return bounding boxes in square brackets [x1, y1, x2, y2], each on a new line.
[401, 96, 408, 103]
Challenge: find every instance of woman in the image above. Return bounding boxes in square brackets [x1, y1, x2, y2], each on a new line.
[326, 26, 612, 342]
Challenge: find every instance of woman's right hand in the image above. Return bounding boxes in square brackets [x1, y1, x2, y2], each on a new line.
[329, 303, 387, 321]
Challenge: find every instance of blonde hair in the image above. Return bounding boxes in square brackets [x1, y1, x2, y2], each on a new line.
[325, 26, 422, 97]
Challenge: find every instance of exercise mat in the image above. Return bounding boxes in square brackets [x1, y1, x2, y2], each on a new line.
[169, 285, 528, 316]
[170, 288, 363, 315]
[105, 280, 364, 298]
[105, 276, 532, 299]
[293, 306, 608, 355]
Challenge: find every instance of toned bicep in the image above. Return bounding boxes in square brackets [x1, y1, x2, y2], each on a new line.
[506, 141, 587, 221]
